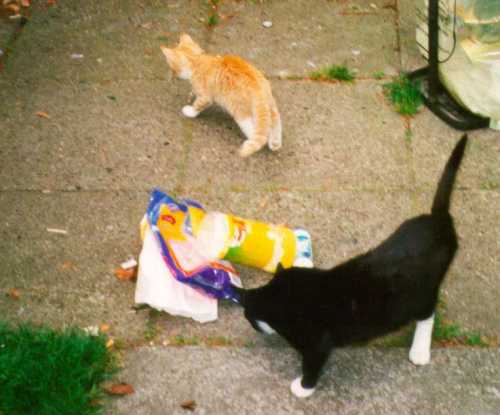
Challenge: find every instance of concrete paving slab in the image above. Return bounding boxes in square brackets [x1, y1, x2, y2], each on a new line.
[209, 0, 400, 77]
[2, 0, 206, 83]
[0, 79, 190, 191]
[0, 190, 148, 340]
[410, 109, 500, 191]
[111, 346, 500, 415]
[414, 190, 500, 337]
[398, 0, 427, 72]
[182, 80, 410, 191]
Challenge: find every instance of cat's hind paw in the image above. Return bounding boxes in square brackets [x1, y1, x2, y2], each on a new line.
[409, 347, 431, 366]
[239, 140, 261, 157]
[182, 105, 199, 118]
[268, 139, 282, 152]
[268, 136, 282, 151]
[290, 377, 315, 399]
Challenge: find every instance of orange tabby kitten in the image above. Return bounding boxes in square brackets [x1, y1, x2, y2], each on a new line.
[160, 34, 282, 157]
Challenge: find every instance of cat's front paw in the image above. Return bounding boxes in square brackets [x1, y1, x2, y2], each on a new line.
[290, 377, 315, 399]
[182, 105, 199, 118]
[255, 319, 276, 335]
[409, 347, 431, 366]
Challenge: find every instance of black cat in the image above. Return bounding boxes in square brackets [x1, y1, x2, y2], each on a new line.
[235, 135, 468, 398]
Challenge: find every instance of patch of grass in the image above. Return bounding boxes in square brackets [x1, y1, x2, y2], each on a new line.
[383, 74, 423, 116]
[169, 335, 201, 346]
[465, 333, 485, 346]
[433, 310, 488, 347]
[372, 305, 491, 348]
[143, 309, 161, 341]
[371, 326, 414, 348]
[204, 336, 233, 347]
[0, 321, 117, 415]
[433, 313, 462, 341]
[405, 127, 413, 142]
[207, 13, 219, 26]
[111, 338, 127, 351]
[310, 65, 356, 82]
[480, 179, 499, 190]
[372, 70, 385, 80]
[143, 325, 158, 341]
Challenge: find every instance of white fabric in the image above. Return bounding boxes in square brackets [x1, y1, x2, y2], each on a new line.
[135, 228, 217, 323]
[416, 0, 500, 125]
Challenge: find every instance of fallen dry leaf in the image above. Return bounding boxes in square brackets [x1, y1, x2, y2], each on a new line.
[258, 197, 269, 209]
[114, 266, 137, 281]
[60, 261, 74, 271]
[8, 288, 21, 300]
[99, 323, 110, 333]
[47, 0, 56, 5]
[104, 383, 135, 396]
[180, 400, 196, 411]
[106, 338, 114, 349]
[36, 111, 50, 119]
[5, 3, 20, 13]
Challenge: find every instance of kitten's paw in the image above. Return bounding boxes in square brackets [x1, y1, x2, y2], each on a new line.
[268, 137, 282, 151]
[409, 347, 431, 366]
[239, 141, 260, 158]
[290, 377, 315, 399]
[182, 105, 199, 118]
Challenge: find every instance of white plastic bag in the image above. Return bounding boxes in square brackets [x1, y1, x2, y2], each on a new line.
[135, 227, 218, 323]
[416, 0, 500, 128]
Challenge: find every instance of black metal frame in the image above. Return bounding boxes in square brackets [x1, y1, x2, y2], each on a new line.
[409, 0, 489, 131]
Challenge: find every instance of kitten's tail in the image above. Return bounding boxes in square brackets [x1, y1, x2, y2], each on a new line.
[431, 134, 468, 214]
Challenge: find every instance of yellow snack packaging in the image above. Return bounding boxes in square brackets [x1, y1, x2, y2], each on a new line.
[195, 212, 313, 273]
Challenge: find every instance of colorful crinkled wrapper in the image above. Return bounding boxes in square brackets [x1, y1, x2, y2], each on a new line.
[144, 189, 313, 303]
[144, 189, 242, 302]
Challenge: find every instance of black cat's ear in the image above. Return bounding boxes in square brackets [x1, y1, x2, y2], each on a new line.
[275, 262, 285, 274]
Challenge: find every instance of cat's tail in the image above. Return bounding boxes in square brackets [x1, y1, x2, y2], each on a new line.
[431, 134, 468, 214]
[268, 98, 282, 151]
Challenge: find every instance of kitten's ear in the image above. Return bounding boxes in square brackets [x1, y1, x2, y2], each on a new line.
[179, 33, 203, 54]
[160, 46, 175, 62]
[179, 33, 193, 44]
